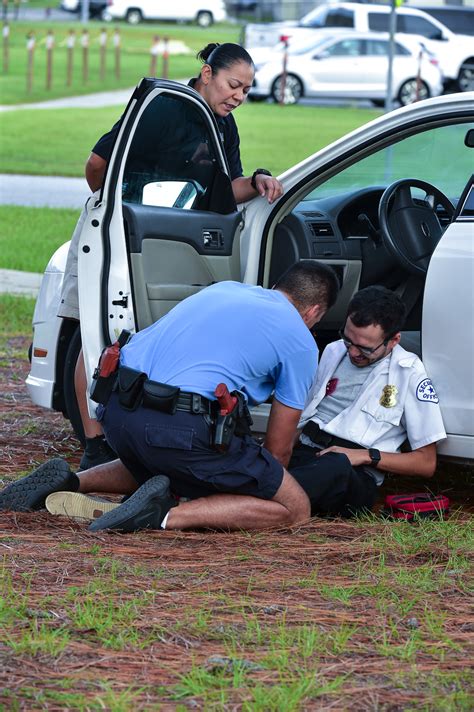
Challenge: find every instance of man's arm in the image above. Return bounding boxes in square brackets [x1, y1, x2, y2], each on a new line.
[316, 443, 437, 479]
[85, 152, 107, 192]
[264, 399, 302, 468]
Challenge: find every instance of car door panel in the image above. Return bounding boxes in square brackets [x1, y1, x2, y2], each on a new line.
[122, 202, 242, 328]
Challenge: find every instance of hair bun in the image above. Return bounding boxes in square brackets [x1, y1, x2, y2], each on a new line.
[196, 43, 220, 63]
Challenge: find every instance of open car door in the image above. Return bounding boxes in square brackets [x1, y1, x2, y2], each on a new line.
[78, 79, 243, 394]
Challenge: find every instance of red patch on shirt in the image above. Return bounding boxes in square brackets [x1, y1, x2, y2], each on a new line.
[326, 378, 338, 396]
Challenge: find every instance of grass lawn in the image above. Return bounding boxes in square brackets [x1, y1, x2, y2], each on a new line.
[0, 20, 241, 104]
[0, 102, 379, 177]
[0, 205, 80, 272]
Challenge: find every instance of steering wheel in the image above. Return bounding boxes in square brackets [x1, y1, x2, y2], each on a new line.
[378, 179, 455, 276]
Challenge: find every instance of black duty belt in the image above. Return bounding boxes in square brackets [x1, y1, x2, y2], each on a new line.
[301, 421, 363, 450]
[175, 391, 213, 415]
[115, 365, 214, 415]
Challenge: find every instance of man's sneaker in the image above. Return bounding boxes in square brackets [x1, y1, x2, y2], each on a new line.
[88, 475, 176, 533]
[78, 436, 118, 471]
[0, 459, 79, 512]
[46, 492, 120, 522]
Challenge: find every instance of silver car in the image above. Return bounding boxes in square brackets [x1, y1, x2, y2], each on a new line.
[250, 31, 443, 106]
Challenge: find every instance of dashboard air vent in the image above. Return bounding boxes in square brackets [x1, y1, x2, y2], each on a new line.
[309, 221, 334, 238]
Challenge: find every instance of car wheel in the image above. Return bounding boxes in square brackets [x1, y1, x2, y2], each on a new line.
[271, 74, 303, 105]
[101, 9, 112, 21]
[457, 62, 474, 92]
[125, 8, 143, 24]
[63, 324, 86, 447]
[371, 99, 385, 108]
[196, 10, 213, 27]
[397, 79, 430, 107]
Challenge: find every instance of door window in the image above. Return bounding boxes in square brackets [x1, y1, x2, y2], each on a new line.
[122, 93, 223, 211]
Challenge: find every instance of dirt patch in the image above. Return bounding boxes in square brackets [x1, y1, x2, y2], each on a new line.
[1, 336, 473, 709]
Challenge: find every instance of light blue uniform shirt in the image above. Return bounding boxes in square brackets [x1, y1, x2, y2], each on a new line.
[121, 281, 318, 408]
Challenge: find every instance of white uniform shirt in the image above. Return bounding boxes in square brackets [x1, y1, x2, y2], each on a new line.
[299, 341, 446, 454]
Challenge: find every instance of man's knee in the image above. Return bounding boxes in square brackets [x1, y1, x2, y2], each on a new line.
[272, 470, 311, 524]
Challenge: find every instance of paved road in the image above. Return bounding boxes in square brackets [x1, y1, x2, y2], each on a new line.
[0, 173, 89, 208]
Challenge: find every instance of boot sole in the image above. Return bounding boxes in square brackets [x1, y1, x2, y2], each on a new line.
[46, 492, 120, 522]
[0, 458, 75, 511]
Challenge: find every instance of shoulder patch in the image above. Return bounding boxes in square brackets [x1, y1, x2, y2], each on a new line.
[416, 378, 439, 404]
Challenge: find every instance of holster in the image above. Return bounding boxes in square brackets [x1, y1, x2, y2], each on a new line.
[90, 372, 117, 405]
[213, 391, 253, 451]
[117, 367, 147, 411]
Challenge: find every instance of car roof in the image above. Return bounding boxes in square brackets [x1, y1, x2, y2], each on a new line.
[288, 29, 426, 49]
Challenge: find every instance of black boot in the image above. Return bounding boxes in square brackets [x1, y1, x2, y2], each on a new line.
[0, 459, 80, 511]
[88, 476, 176, 532]
[79, 436, 117, 471]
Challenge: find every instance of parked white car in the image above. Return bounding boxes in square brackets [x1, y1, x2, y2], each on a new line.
[26, 85, 474, 465]
[102, 0, 226, 25]
[250, 31, 443, 106]
[244, 2, 474, 93]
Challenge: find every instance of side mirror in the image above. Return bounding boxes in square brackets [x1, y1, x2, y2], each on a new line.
[313, 50, 329, 60]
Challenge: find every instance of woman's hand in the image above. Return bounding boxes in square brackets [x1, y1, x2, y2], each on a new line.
[254, 173, 284, 204]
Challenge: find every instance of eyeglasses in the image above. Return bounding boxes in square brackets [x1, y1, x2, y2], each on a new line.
[338, 329, 390, 357]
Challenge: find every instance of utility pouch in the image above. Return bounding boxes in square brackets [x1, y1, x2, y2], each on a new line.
[142, 380, 180, 415]
[117, 366, 147, 411]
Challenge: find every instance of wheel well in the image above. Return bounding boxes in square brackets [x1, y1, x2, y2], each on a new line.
[126, 7, 142, 17]
[52, 318, 78, 415]
[459, 56, 474, 72]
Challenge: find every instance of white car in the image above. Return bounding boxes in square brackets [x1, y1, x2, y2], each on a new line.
[244, 2, 474, 93]
[102, 0, 226, 25]
[26, 83, 474, 465]
[249, 31, 443, 106]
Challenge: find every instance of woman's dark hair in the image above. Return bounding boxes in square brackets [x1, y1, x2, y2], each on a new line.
[347, 286, 406, 337]
[196, 43, 254, 74]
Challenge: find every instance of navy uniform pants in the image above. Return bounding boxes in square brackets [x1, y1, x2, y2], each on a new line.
[289, 444, 378, 518]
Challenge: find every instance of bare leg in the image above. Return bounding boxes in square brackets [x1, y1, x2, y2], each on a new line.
[166, 471, 310, 531]
[75, 348, 102, 439]
[77, 459, 138, 495]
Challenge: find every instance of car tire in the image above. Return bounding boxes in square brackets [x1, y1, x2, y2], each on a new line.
[397, 79, 430, 107]
[271, 74, 303, 105]
[63, 324, 86, 447]
[371, 99, 385, 108]
[125, 8, 143, 24]
[457, 62, 474, 92]
[101, 9, 112, 21]
[196, 10, 213, 27]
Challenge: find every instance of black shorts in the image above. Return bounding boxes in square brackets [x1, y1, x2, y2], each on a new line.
[99, 392, 283, 501]
[289, 444, 377, 517]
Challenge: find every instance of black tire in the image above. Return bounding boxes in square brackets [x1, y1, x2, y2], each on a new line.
[125, 7, 143, 24]
[371, 99, 385, 108]
[457, 62, 474, 92]
[63, 324, 86, 447]
[271, 74, 303, 105]
[196, 10, 213, 27]
[397, 79, 430, 106]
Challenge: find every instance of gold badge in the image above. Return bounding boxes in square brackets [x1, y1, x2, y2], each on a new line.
[380, 385, 398, 408]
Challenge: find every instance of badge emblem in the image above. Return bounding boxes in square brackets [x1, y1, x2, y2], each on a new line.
[380, 385, 398, 408]
[326, 378, 338, 396]
[416, 378, 439, 403]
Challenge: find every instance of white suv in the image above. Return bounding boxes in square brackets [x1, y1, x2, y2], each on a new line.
[245, 2, 474, 92]
[103, 0, 226, 26]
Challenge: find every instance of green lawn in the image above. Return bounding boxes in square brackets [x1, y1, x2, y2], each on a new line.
[0, 205, 80, 271]
[0, 20, 241, 104]
[0, 102, 379, 177]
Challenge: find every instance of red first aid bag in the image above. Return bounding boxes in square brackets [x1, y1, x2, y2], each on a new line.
[382, 493, 450, 521]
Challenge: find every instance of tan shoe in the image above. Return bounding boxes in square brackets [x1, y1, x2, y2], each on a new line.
[45, 492, 120, 522]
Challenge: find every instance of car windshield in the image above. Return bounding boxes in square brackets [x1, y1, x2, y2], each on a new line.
[304, 123, 474, 202]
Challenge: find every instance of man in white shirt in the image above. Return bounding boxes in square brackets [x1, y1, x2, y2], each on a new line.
[289, 286, 446, 517]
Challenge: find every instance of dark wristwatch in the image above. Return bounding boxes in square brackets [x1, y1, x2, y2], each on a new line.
[368, 448, 381, 468]
[251, 168, 272, 190]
